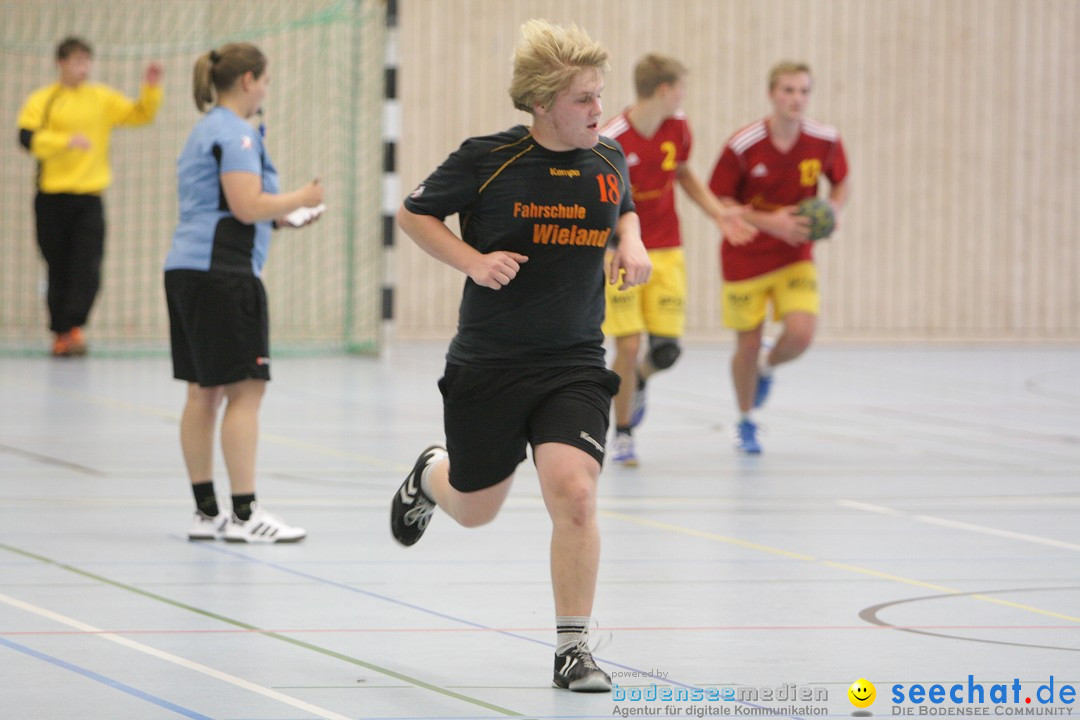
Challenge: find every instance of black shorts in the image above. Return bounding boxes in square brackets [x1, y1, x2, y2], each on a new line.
[165, 269, 271, 387]
[438, 363, 621, 492]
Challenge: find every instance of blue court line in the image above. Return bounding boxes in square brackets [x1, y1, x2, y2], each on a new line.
[192, 541, 706, 689]
[0, 635, 213, 719]
[185, 539, 818, 719]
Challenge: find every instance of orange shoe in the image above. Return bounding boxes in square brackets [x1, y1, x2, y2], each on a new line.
[68, 326, 88, 355]
[51, 328, 88, 357]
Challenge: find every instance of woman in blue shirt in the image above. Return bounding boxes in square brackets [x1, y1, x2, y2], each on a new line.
[165, 43, 323, 543]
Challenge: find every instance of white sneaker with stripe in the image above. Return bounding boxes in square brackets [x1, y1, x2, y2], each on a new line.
[224, 503, 306, 544]
[187, 511, 227, 541]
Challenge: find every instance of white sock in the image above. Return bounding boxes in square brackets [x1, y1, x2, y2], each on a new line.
[556, 615, 591, 655]
[419, 449, 448, 499]
[758, 356, 774, 376]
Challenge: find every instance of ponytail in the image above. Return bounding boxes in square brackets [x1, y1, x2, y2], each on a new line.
[191, 43, 267, 113]
[192, 51, 215, 111]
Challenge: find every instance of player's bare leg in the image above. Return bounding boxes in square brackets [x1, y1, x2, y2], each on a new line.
[732, 326, 764, 454]
[733, 326, 764, 414]
[535, 442, 611, 692]
[180, 383, 225, 487]
[425, 459, 515, 528]
[610, 333, 641, 427]
[766, 311, 816, 368]
[610, 333, 641, 465]
[220, 379, 266, 496]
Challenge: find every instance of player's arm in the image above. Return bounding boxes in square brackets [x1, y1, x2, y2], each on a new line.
[708, 145, 807, 245]
[16, 92, 82, 158]
[607, 211, 651, 290]
[828, 178, 850, 214]
[675, 163, 754, 245]
[221, 171, 322, 225]
[107, 63, 164, 127]
[396, 206, 527, 291]
[721, 198, 810, 247]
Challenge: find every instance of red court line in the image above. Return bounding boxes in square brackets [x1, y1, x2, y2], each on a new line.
[4, 624, 1079, 637]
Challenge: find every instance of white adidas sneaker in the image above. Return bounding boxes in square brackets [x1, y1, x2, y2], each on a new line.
[187, 511, 227, 541]
[224, 504, 306, 543]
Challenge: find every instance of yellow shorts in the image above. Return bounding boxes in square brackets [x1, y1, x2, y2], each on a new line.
[722, 261, 819, 331]
[602, 247, 686, 338]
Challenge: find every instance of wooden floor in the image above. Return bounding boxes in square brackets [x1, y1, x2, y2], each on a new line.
[1, 340, 1078, 720]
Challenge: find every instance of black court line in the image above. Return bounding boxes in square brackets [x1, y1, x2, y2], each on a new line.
[0, 442, 106, 476]
[859, 586, 1080, 652]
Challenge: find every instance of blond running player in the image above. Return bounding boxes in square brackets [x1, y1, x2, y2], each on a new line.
[391, 20, 650, 692]
[600, 55, 752, 465]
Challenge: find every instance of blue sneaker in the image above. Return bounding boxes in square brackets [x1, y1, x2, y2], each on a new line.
[735, 419, 762, 455]
[629, 379, 646, 428]
[753, 373, 773, 409]
[610, 433, 639, 467]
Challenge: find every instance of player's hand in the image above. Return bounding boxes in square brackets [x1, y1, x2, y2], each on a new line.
[68, 133, 91, 151]
[608, 242, 651, 290]
[715, 205, 756, 246]
[772, 207, 812, 246]
[468, 251, 529, 290]
[297, 179, 323, 207]
[144, 62, 163, 86]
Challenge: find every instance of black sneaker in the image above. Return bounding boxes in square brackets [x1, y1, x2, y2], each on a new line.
[390, 444, 445, 546]
[552, 644, 612, 692]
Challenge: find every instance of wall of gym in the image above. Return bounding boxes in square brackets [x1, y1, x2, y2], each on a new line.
[393, 0, 1079, 341]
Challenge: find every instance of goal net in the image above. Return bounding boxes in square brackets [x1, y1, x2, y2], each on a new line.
[1, 0, 384, 355]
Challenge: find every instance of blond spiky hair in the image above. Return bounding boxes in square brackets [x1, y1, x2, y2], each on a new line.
[508, 19, 609, 114]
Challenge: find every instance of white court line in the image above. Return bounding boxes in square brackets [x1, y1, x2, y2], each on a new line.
[913, 515, 1080, 553]
[837, 500, 1080, 553]
[0, 592, 354, 720]
[836, 500, 907, 517]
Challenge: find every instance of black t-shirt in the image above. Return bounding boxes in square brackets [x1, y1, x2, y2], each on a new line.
[404, 125, 635, 367]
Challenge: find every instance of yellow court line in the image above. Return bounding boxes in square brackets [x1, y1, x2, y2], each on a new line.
[600, 511, 1080, 624]
[601, 511, 817, 562]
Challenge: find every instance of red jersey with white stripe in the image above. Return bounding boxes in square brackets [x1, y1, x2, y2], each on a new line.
[709, 117, 848, 281]
[600, 111, 691, 249]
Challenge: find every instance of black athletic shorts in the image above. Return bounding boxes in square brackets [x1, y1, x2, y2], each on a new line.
[438, 363, 621, 492]
[165, 269, 271, 387]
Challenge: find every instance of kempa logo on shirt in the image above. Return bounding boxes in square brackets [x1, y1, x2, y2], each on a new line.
[750, 162, 768, 177]
[241, 135, 253, 150]
[549, 167, 581, 178]
[409, 185, 425, 199]
[626, 152, 641, 167]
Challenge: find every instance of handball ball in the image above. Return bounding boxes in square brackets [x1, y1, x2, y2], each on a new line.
[796, 197, 836, 241]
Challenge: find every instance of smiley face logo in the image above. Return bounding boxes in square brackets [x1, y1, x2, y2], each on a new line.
[848, 679, 876, 708]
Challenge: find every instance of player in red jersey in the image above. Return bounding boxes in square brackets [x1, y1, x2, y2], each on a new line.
[601, 54, 752, 466]
[708, 61, 850, 454]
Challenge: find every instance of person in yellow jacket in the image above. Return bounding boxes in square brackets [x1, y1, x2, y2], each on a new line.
[17, 36, 163, 356]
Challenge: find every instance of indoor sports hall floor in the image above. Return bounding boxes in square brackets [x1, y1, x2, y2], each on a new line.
[1, 340, 1078, 720]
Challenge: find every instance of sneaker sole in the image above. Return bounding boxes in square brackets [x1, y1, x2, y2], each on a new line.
[552, 677, 612, 692]
[223, 535, 305, 544]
